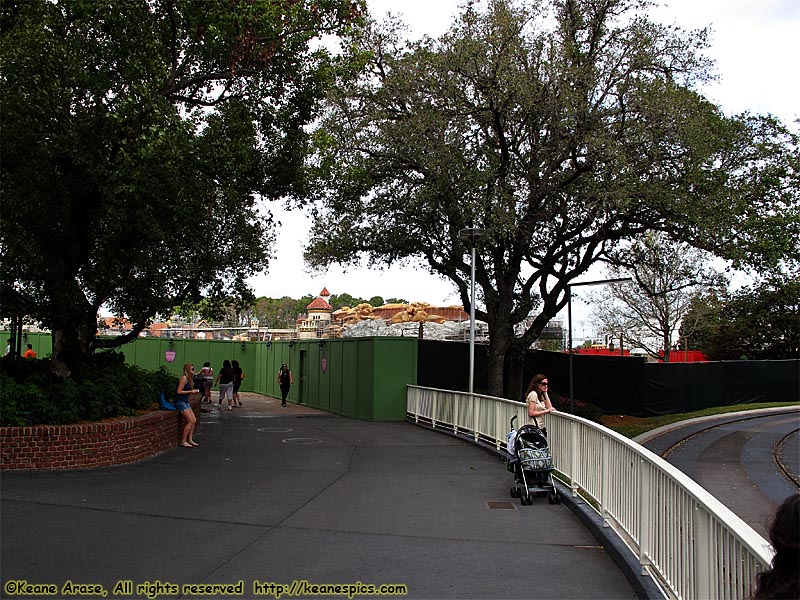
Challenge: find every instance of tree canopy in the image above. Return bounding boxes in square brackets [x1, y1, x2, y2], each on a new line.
[588, 232, 726, 361]
[0, 0, 364, 377]
[303, 0, 800, 398]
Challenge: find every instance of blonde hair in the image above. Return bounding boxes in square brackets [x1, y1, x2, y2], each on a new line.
[181, 363, 194, 387]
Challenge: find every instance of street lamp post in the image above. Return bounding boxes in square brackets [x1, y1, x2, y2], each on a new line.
[458, 227, 487, 395]
[567, 277, 632, 413]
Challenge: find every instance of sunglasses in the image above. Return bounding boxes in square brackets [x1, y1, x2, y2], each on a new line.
[539, 382, 549, 386]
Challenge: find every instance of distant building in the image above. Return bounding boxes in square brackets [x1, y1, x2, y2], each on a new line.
[98, 317, 132, 336]
[298, 287, 333, 339]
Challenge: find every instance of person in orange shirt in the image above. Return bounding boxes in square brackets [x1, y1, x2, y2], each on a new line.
[23, 344, 36, 360]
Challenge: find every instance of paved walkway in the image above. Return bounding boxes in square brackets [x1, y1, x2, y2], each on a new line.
[1, 393, 638, 600]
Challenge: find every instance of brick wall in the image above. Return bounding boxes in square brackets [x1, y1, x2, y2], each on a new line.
[0, 397, 201, 470]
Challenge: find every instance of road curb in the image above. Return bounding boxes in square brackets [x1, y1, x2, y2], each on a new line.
[633, 406, 800, 446]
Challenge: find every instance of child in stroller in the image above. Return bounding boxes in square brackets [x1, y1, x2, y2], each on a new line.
[507, 415, 560, 505]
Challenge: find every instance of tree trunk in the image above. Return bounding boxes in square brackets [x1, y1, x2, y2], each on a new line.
[485, 313, 518, 399]
[48, 287, 98, 379]
[50, 316, 97, 379]
[485, 340, 507, 398]
[503, 348, 526, 402]
[662, 332, 672, 363]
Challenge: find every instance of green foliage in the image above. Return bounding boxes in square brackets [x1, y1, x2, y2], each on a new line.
[385, 298, 408, 305]
[328, 293, 366, 310]
[0, 0, 366, 377]
[0, 354, 176, 426]
[304, 0, 799, 398]
[682, 274, 800, 360]
[535, 338, 564, 352]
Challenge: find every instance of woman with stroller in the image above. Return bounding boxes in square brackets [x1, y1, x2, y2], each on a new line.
[525, 373, 556, 436]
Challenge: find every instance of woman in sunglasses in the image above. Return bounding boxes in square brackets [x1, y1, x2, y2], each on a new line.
[524, 373, 556, 435]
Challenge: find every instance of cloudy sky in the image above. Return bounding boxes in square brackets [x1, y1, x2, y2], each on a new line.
[248, 0, 799, 326]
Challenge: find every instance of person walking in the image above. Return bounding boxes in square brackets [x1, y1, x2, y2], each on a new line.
[175, 363, 200, 447]
[278, 363, 293, 407]
[23, 344, 36, 360]
[524, 373, 556, 436]
[232, 359, 243, 407]
[214, 359, 236, 411]
[199, 361, 214, 403]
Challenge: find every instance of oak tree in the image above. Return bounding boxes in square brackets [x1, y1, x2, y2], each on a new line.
[1, 0, 364, 377]
[303, 0, 799, 398]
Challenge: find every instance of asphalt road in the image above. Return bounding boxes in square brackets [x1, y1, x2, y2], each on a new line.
[637, 407, 800, 538]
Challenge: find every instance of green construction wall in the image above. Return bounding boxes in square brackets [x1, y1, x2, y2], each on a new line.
[3, 332, 418, 421]
[3, 332, 53, 359]
[257, 337, 417, 420]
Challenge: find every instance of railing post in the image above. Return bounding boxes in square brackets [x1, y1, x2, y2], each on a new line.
[570, 419, 579, 497]
[495, 400, 502, 450]
[453, 391, 459, 434]
[473, 393, 479, 442]
[694, 504, 713, 600]
[639, 459, 653, 576]
[601, 434, 610, 527]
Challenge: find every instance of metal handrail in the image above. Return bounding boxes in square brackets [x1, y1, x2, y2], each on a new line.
[407, 385, 773, 600]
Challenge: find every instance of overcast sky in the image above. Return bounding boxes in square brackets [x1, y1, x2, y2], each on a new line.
[247, 0, 799, 330]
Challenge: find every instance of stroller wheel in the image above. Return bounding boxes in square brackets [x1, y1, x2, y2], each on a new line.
[521, 493, 531, 506]
[548, 493, 555, 504]
[510, 487, 519, 498]
[554, 492, 561, 505]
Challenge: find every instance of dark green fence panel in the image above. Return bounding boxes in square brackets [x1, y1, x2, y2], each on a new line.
[373, 337, 417, 420]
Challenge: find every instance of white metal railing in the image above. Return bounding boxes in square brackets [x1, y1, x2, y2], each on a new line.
[407, 385, 774, 600]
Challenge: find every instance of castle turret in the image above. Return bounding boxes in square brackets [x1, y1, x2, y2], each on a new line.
[298, 288, 333, 338]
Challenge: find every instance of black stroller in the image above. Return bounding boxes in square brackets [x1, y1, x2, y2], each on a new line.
[507, 416, 561, 505]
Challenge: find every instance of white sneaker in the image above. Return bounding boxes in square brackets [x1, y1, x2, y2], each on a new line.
[227, 405, 232, 411]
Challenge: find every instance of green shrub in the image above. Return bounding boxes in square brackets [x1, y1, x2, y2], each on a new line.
[0, 379, 29, 426]
[0, 353, 179, 426]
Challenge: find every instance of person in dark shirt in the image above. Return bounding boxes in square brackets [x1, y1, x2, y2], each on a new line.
[277, 363, 293, 407]
[214, 359, 236, 411]
[232, 359, 243, 407]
